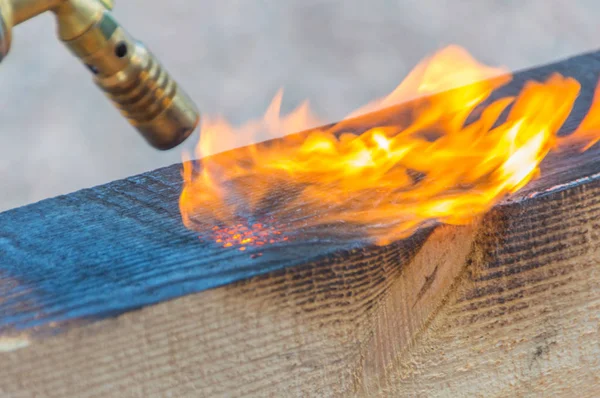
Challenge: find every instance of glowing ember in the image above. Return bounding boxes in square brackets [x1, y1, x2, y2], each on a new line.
[205, 221, 289, 252]
[180, 45, 600, 245]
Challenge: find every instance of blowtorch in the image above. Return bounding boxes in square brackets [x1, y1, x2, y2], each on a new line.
[0, 0, 199, 150]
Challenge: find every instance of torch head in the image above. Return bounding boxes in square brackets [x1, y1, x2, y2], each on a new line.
[0, 0, 13, 61]
[0, 0, 200, 151]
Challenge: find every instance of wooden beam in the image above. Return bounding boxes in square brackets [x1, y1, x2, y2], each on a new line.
[1, 49, 600, 396]
[2, 180, 600, 396]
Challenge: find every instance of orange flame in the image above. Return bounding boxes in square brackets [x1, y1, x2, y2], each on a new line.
[180, 45, 600, 246]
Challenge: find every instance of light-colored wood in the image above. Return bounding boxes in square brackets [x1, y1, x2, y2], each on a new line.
[380, 183, 600, 397]
[2, 177, 600, 397]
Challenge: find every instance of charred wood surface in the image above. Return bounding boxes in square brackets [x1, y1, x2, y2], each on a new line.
[1, 50, 600, 334]
[1, 50, 600, 397]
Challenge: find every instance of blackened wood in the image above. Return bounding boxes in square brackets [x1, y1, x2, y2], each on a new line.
[1, 49, 600, 337]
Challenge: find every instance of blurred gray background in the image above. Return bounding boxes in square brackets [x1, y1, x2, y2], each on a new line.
[1, 0, 599, 212]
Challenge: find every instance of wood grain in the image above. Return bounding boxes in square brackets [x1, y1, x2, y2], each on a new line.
[2, 181, 600, 397]
[378, 180, 600, 397]
[2, 49, 600, 336]
[2, 49, 600, 396]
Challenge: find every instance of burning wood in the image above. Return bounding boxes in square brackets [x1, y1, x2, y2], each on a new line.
[179, 45, 600, 247]
[205, 220, 289, 253]
[3, 49, 600, 397]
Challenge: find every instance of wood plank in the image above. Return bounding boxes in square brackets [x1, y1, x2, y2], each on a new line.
[2, 49, 600, 396]
[2, 177, 600, 396]
[2, 49, 600, 337]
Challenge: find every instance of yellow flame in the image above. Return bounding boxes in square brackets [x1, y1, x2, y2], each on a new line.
[180, 45, 600, 245]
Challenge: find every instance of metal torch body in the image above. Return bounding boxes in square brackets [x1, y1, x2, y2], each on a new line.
[0, 0, 199, 150]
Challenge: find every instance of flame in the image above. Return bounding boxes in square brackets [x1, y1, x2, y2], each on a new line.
[180, 45, 600, 246]
[559, 79, 600, 151]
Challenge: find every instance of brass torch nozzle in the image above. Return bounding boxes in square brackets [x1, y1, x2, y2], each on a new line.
[0, 0, 200, 150]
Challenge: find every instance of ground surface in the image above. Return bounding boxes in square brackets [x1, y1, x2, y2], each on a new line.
[1, 0, 599, 211]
